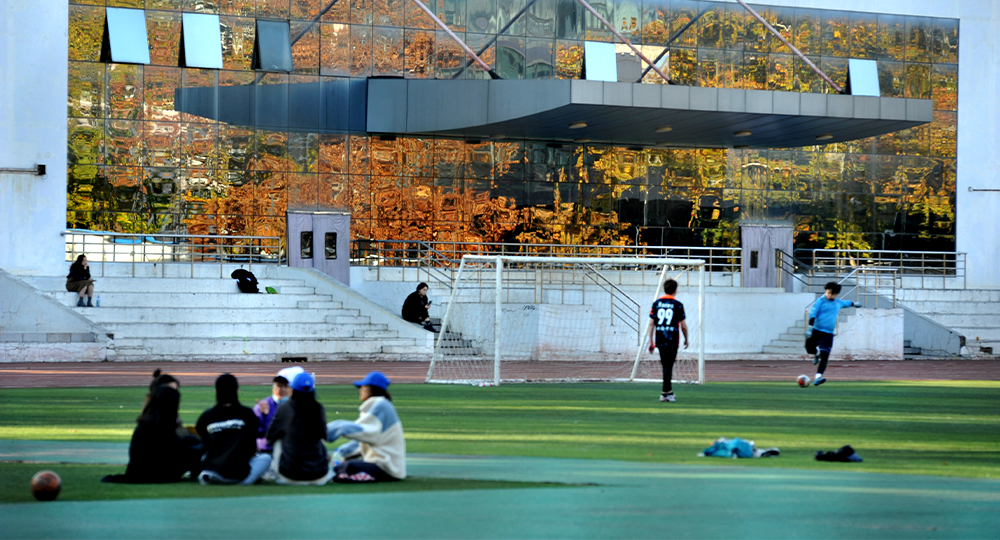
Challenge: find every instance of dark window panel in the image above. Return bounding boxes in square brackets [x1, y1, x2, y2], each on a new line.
[768, 53, 794, 92]
[70, 5, 106, 62]
[219, 0, 257, 17]
[905, 62, 931, 99]
[582, 0, 613, 41]
[320, 23, 350, 76]
[255, 20, 294, 71]
[792, 7, 820, 56]
[768, 6, 793, 54]
[526, 38, 554, 79]
[68, 118, 106, 168]
[351, 24, 374, 76]
[905, 15, 931, 63]
[931, 111, 957, 158]
[793, 54, 821, 93]
[820, 10, 849, 57]
[258, 0, 292, 19]
[877, 13, 905, 61]
[441, 0, 468, 31]
[555, 39, 583, 79]
[670, 0, 698, 48]
[103, 8, 152, 64]
[877, 60, 905, 98]
[496, 35, 525, 79]
[144, 65, 182, 122]
[436, 29, 468, 78]
[325, 232, 338, 258]
[220, 16, 256, 70]
[218, 124, 255, 171]
[301, 230, 314, 258]
[69, 61, 106, 119]
[256, 74, 290, 129]
[465, 33, 497, 79]
[640, 0, 669, 46]
[496, 0, 525, 36]
[818, 56, 847, 94]
[291, 20, 321, 74]
[404, 28, 435, 78]
[698, 2, 725, 50]
[373, 26, 404, 75]
[106, 63, 145, 120]
[850, 11, 879, 59]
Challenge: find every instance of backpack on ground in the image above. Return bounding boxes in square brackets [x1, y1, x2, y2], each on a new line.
[230, 269, 259, 293]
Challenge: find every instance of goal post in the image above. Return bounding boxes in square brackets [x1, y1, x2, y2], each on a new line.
[426, 255, 706, 385]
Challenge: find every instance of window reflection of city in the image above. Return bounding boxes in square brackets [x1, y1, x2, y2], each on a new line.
[67, 0, 958, 254]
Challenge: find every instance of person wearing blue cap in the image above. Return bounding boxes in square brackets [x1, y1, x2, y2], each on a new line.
[326, 371, 407, 482]
[265, 372, 333, 485]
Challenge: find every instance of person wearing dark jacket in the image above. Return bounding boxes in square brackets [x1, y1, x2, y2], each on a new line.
[402, 282, 437, 332]
[66, 254, 96, 307]
[196, 374, 272, 485]
[265, 372, 332, 485]
[102, 385, 202, 483]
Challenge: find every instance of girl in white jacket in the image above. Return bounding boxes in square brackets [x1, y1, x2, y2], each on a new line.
[326, 371, 406, 482]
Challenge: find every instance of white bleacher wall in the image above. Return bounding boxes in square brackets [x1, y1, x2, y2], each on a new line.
[350, 266, 815, 355]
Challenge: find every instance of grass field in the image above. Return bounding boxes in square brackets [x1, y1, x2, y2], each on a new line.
[2, 380, 998, 481]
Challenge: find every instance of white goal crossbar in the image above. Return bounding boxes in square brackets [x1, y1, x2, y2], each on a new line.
[426, 255, 706, 385]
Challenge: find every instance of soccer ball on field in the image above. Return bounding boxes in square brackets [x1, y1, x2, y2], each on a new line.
[797, 374, 811, 387]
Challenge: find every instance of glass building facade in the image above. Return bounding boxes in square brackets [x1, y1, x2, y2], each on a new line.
[66, 0, 959, 254]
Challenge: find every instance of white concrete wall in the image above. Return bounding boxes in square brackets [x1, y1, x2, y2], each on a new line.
[0, 0, 69, 275]
[757, 0, 1000, 288]
[0, 268, 112, 362]
[834, 309, 905, 359]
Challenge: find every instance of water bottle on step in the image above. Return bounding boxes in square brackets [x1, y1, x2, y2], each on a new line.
[95, 295, 100, 308]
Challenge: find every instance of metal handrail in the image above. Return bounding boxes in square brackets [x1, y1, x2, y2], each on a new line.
[810, 249, 966, 289]
[583, 263, 640, 331]
[775, 249, 815, 289]
[805, 266, 898, 311]
[62, 230, 284, 278]
[350, 239, 741, 287]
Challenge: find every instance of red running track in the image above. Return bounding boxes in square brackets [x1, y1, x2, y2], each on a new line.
[0, 360, 998, 389]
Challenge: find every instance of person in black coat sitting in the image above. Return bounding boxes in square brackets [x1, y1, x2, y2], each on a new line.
[66, 254, 96, 307]
[196, 374, 272, 485]
[402, 282, 437, 332]
[102, 385, 202, 483]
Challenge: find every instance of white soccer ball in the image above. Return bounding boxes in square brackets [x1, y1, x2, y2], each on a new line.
[797, 374, 811, 387]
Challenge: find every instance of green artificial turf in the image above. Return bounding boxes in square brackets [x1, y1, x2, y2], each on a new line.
[1, 381, 998, 479]
[0, 462, 551, 503]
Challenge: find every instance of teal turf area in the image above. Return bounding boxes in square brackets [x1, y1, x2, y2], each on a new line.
[1, 382, 999, 538]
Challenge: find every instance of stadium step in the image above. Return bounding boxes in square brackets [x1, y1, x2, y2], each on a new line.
[896, 289, 1000, 355]
[21, 264, 435, 362]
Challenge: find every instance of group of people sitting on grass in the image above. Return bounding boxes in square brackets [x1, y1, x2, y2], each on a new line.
[102, 367, 405, 485]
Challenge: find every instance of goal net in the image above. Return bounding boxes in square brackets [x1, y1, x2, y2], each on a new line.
[426, 255, 705, 385]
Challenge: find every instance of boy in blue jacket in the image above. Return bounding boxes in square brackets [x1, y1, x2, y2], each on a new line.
[807, 282, 860, 386]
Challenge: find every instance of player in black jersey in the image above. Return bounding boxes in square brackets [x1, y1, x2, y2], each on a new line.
[646, 279, 689, 402]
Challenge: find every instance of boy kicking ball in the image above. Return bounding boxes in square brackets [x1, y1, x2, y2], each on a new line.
[646, 279, 689, 402]
[806, 282, 860, 386]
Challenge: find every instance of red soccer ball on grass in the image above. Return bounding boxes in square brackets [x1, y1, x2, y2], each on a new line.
[797, 374, 812, 387]
[31, 470, 62, 501]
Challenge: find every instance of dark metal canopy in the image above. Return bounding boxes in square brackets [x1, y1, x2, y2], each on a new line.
[367, 79, 932, 149]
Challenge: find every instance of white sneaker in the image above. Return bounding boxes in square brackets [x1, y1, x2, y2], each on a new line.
[659, 393, 676, 402]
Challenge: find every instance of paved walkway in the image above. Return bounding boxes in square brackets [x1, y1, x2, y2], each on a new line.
[1, 359, 997, 388]
[1, 440, 999, 539]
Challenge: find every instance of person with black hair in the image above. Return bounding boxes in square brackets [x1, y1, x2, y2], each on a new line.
[326, 371, 406, 483]
[196, 374, 271, 485]
[65, 254, 95, 307]
[146, 369, 188, 439]
[265, 372, 332, 485]
[645, 279, 689, 403]
[806, 282, 860, 386]
[101, 385, 202, 483]
[402, 282, 437, 332]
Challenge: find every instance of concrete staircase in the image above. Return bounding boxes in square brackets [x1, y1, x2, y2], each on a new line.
[897, 289, 1000, 354]
[18, 264, 434, 362]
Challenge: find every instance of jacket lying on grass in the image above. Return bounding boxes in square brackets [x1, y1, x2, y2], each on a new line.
[699, 437, 780, 459]
[327, 396, 406, 479]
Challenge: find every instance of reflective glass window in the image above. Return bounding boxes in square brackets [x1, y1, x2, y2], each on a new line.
[70, 5, 106, 62]
[180, 13, 224, 69]
[254, 20, 295, 71]
[103, 8, 151, 64]
[291, 21, 321, 74]
[325, 232, 338, 258]
[301, 231, 313, 258]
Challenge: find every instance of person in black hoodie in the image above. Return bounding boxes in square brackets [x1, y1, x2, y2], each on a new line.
[102, 385, 202, 483]
[265, 372, 332, 485]
[196, 374, 272, 485]
[66, 254, 96, 307]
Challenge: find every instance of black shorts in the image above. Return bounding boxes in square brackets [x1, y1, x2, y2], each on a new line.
[813, 330, 834, 352]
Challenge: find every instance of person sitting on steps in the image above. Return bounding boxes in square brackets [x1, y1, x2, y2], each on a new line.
[402, 282, 438, 332]
[66, 254, 96, 307]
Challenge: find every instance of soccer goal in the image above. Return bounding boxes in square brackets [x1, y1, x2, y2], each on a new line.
[426, 255, 705, 385]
